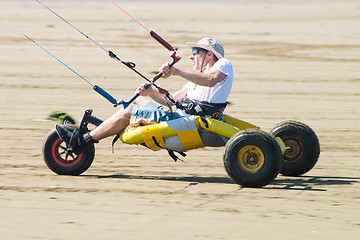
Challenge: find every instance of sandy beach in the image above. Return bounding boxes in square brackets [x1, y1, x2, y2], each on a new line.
[0, 0, 360, 239]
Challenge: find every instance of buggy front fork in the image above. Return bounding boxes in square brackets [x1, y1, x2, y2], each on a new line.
[77, 109, 103, 134]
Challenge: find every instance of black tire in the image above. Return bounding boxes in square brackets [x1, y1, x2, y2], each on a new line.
[42, 124, 95, 175]
[223, 129, 282, 188]
[270, 120, 320, 176]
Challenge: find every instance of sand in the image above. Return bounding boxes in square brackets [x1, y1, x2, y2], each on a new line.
[0, 0, 360, 239]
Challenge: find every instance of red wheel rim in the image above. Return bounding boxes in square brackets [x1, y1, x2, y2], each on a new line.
[52, 138, 83, 167]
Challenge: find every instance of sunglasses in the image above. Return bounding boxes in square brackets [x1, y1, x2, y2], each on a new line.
[191, 48, 208, 55]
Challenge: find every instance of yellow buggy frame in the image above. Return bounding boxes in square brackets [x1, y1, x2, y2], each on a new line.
[42, 109, 320, 188]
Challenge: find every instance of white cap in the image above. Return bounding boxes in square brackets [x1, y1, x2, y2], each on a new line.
[187, 37, 224, 59]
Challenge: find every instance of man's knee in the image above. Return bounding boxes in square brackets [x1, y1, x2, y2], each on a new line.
[114, 104, 133, 120]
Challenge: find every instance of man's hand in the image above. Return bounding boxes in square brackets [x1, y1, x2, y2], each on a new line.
[159, 63, 176, 78]
[136, 83, 153, 97]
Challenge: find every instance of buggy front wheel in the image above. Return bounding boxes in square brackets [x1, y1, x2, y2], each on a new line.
[42, 125, 95, 175]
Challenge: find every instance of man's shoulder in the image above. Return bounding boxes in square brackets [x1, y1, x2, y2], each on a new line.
[213, 58, 233, 73]
[222, 58, 232, 64]
[215, 58, 232, 67]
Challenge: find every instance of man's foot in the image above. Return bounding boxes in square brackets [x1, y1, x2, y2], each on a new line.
[55, 125, 84, 155]
[55, 125, 98, 155]
[55, 125, 72, 144]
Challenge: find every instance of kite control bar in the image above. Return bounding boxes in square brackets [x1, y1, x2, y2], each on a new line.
[24, 33, 181, 107]
[118, 51, 181, 108]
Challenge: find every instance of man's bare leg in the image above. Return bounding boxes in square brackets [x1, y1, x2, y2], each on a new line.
[90, 96, 151, 141]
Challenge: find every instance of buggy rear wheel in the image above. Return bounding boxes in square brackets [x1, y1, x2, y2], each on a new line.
[270, 120, 320, 176]
[224, 129, 282, 188]
[42, 125, 95, 175]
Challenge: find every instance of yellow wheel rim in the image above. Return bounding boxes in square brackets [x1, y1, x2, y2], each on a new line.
[237, 145, 265, 174]
[283, 137, 303, 163]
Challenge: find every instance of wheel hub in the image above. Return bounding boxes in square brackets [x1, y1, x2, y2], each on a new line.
[52, 138, 82, 167]
[283, 137, 303, 163]
[237, 145, 265, 174]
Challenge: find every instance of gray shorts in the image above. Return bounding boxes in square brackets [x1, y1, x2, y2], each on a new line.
[130, 101, 181, 126]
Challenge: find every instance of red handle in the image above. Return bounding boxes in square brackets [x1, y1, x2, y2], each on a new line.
[152, 51, 181, 83]
[150, 30, 175, 52]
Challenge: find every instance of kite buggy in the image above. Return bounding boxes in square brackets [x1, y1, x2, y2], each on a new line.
[28, 0, 320, 187]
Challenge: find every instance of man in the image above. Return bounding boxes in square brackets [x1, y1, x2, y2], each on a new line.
[56, 37, 233, 154]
